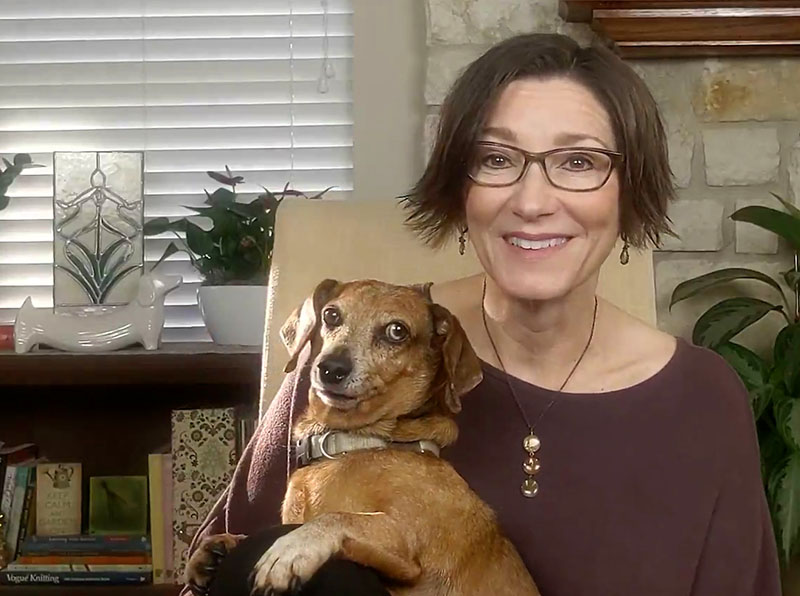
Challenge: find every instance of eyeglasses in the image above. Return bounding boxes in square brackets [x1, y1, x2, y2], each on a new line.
[468, 141, 624, 192]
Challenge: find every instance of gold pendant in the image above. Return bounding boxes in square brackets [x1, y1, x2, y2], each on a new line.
[521, 431, 541, 498]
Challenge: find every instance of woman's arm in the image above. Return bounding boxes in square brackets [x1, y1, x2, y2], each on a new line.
[179, 350, 310, 593]
[690, 360, 780, 595]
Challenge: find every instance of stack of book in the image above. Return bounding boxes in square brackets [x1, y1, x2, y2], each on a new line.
[0, 534, 152, 586]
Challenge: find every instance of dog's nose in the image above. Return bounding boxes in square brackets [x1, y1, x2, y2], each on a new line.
[317, 355, 352, 386]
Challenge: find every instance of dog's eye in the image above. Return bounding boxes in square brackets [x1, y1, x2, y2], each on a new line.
[384, 321, 409, 343]
[322, 307, 342, 327]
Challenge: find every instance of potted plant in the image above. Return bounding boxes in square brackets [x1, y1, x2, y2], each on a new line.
[670, 192, 800, 577]
[144, 167, 329, 346]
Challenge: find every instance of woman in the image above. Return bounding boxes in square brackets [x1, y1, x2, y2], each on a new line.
[187, 34, 779, 596]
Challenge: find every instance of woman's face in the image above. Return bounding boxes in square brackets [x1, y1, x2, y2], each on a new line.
[464, 76, 621, 302]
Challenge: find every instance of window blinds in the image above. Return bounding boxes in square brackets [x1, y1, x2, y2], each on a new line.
[0, 0, 353, 342]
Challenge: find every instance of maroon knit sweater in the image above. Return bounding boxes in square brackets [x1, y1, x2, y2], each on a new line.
[184, 339, 780, 596]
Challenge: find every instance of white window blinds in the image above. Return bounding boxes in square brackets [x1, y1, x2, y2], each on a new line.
[0, 0, 353, 342]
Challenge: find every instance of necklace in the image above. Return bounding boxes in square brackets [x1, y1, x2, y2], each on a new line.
[480, 278, 598, 498]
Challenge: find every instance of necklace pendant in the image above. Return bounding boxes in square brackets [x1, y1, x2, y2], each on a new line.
[523, 456, 541, 475]
[522, 432, 541, 454]
[521, 476, 539, 498]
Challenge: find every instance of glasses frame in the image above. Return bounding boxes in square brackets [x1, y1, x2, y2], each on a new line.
[468, 141, 625, 192]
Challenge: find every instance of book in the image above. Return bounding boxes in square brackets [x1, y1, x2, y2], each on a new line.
[6, 466, 32, 560]
[36, 463, 82, 536]
[19, 534, 150, 555]
[172, 408, 236, 582]
[17, 554, 150, 565]
[89, 476, 148, 535]
[148, 454, 166, 583]
[161, 452, 175, 583]
[0, 563, 152, 585]
[14, 465, 36, 555]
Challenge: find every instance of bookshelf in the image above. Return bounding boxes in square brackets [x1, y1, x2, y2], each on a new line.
[0, 343, 263, 595]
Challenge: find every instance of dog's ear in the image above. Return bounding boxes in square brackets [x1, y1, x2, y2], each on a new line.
[280, 278, 341, 373]
[429, 303, 483, 413]
[135, 275, 157, 307]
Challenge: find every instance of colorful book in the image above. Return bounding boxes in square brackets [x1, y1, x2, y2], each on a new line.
[6, 466, 32, 560]
[20, 534, 150, 555]
[36, 463, 82, 536]
[171, 408, 236, 582]
[17, 554, 150, 565]
[0, 563, 152, 586]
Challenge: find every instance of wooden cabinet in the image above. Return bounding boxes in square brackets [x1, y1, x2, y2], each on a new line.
[559, 0, 800, 57]
[0, 344, 263, 596]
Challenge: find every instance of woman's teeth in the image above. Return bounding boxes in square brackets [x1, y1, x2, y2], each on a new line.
[507, 236, 568, 250]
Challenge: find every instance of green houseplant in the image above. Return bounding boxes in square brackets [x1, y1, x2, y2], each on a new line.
[671, 192, 800, 566]
[0, 153, 42, 213]
[143, 167, 329, 345]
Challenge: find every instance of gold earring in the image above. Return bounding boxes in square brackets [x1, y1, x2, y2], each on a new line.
[619, 240, 630, 265]
[458, 227, 468, 256]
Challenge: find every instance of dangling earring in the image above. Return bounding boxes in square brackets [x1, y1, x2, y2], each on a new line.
[458, 227, 468, 256]
[619, 240, 630, 265]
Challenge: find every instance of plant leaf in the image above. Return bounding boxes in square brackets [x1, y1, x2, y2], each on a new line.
[143, 217, 173, 236]
[731, 205, 800, 251]
[12, 153, 33, 167]
[692, 297, 782, 349]
[771, 192, 800, 220]
[207, 170, 244, 187]
[0, 194, 9, 211]
[670, 268, 786, 310]
[774, 324, 800, 395]
[775, 400, 800, 451]
[149, 241, 182, 272]
[715, 342, 767, 390]
[773, 452, 800, 563]
[205, 187, 236, 206]
[185, 221, 214, 256]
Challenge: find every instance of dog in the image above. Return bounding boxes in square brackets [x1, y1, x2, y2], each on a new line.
[13, 272, 182, 353]
[187, 279, 540, 595]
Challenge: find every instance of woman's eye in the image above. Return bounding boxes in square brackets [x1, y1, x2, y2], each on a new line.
[322, 307, 341, 327]
[559, 153, 596, 171]
[480, 151, 516, 169]
[384, 321, 409, 343]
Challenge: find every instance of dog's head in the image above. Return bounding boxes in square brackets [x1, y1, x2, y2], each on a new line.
[135, 273, 183, 307]
[281, 279, 483, 426]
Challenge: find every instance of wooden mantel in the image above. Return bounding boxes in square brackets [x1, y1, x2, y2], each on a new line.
[559, 1, 800, 58]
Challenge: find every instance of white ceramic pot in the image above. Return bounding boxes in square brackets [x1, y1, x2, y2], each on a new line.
[197, 285, 268, 346]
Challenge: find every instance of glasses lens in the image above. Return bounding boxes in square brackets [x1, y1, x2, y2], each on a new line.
[470, 144, 524, 186]
[544, 149, 613, 191]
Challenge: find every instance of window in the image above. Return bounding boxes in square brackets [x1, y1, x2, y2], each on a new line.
[0, 0, 353, 341]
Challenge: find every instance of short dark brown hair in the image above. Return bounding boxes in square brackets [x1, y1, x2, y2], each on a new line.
[402, 33, 674, 249]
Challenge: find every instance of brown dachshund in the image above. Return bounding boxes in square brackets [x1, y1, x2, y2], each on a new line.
[187, 279, 539, 596]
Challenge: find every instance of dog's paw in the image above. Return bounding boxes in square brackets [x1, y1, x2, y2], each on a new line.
[185, 533, 245, 595]
[249, 527, 339, 595]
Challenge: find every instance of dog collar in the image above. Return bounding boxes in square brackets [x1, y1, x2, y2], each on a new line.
[295, 431, 440, 468]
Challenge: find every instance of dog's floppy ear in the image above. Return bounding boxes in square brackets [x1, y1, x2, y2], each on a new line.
[280, 278, 341, 373]
[430, 303, 483, 413]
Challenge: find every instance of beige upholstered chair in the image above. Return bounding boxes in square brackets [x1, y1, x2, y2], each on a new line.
[259, 198, 656, 414]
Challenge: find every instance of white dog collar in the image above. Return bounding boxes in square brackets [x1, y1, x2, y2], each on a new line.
[295, 431, 440, 468]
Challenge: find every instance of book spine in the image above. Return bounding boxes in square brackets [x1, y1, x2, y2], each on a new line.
[6, 466, 30, 560]
[15, 467, 36, 553]
[0, 569, 151, 585]
[148, 454, 166, 584]
[17, 554, 151, 565]
[161, 453, 174, 583]
[0, 464, 17, 539]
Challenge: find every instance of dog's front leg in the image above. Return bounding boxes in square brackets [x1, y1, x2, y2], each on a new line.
[250, 511, 420, 594]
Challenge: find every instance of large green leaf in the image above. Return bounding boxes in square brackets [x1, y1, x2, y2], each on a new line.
[775, 400, 800, 451]
[773, 324, 800, 395]
[0, 194, 9, 210]
[732, 205, 800, 251]
[670, 268, 786, 310]
[185, 221, 215, 256]
[773, 452, 800, 563]
[692, 298, 782, 349]
[204, 187, 236, 206]
[715, 342, 768, 391]
[771, 192, 800, 220]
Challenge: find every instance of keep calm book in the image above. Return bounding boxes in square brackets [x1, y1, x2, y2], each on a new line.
[36, 463, 82, 536]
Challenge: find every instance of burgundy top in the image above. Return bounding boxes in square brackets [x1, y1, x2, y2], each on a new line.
[185, 339, 780, 596]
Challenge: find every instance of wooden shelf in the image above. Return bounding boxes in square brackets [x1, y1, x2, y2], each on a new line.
[0, 585, 181, 595]
[0, 343, 262, 387]
[559, 0, 800, 57]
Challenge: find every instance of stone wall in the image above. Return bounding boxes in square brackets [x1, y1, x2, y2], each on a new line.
[423, 0, 800, 352]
